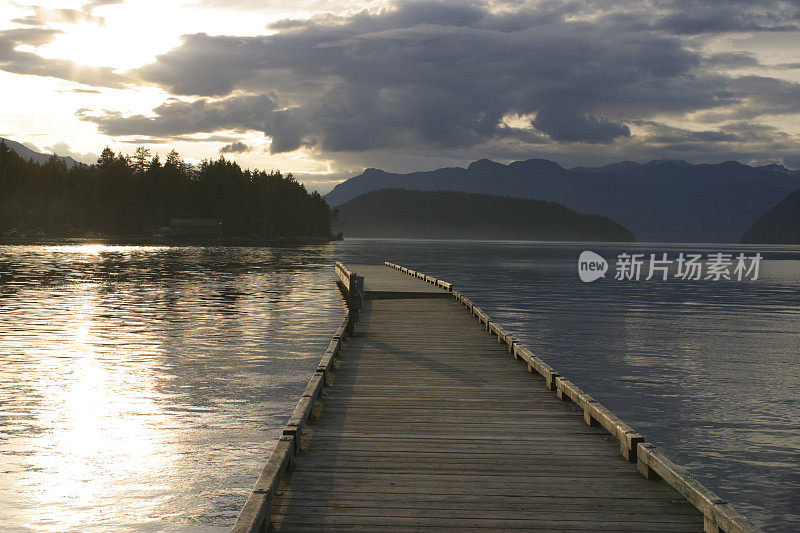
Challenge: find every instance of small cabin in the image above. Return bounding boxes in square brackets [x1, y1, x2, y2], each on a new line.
[170, 218, 224, 238]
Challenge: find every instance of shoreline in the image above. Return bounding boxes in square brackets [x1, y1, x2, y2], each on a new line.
[0, 235, 341, 247]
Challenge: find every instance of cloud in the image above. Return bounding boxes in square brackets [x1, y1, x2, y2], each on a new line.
[703, 52, 760, 68]
[193, 0, 347, 12]
[45, 142, 99, 164]
[84, 0, 125, 8]
[10, 0, 126, 27]
[117, 134, 243, 144]
[267, 13, 349, 31]
[651, 0, 800, 34]
[174, 134, 242, 143]
[633, 121, 743, 144]
[691, 76, 800, 121]
[219, 141, 253, 153]
[12, 7, 104, 26]
[129, 2, 713, 148]
[117, 138, 171, 144]
[78, 93, 278, 137]
[0, 28, 127, 88]
[532, 112, 631, 143]
[71, 0, 800, 160]
[22, 141, 43, 152]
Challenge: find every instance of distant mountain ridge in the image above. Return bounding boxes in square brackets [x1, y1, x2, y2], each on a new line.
[324, 158, 800, 243]
[0, 138, 78, 168]
[334, 189, 635, 242]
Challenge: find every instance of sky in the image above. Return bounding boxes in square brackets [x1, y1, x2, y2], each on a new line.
[1, 0, 800, 193]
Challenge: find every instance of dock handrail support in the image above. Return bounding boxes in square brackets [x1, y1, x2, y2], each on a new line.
[384, 261, 761, 533]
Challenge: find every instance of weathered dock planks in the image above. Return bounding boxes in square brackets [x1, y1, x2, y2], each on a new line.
[348, 263, 450, 299]
[233, 262, 760, 533]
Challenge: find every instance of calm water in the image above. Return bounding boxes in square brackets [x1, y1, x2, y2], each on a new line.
[0, 241, 798, 531]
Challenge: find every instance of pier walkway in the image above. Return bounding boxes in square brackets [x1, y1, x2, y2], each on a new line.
[233, 262, 759, 533]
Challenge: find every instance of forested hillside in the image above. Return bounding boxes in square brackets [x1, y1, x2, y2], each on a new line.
[741, 187, 800, 244]
[335, 189, 634, 242]
[0, 142, 335, 239]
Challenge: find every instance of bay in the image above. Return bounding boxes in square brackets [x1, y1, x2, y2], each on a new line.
[0, 240, 797, 531]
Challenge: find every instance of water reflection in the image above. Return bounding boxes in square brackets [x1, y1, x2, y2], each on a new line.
[1, 241, 798, 532]
[0, 245, 344, 532]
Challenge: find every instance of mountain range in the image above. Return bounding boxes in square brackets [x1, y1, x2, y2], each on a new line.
[0, 138, 78, 168]
[324, 158, 800, 243]
[4, 138, 796, 243]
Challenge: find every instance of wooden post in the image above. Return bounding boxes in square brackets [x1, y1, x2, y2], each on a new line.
[637, 443, 660, 480]
[349, 273, 364, 310]
[704, 516, 721, 533]
[621, 431, 644, 462]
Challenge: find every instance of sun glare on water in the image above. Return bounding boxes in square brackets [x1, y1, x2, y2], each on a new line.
[0, 281, 177, 531]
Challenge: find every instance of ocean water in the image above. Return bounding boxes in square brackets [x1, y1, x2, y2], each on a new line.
[0, 240, 797, 531]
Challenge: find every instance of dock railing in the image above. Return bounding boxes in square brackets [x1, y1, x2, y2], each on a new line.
[335, 261, 364, 309]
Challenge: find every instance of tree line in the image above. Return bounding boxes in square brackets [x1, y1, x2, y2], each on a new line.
[0, 142, 336, 239]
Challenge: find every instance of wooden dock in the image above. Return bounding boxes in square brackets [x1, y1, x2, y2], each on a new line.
[233, 262, 759, 533]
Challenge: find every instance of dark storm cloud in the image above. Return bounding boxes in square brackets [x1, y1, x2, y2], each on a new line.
[128, 1, 710, 148]
[532, 111, 630, 143]
[0, 28, 127, 87]
[79, 0, 800, 156]
[651, 0, 800, 34]
[78, 93, 278, 137]
[219, 141, 253, 153]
